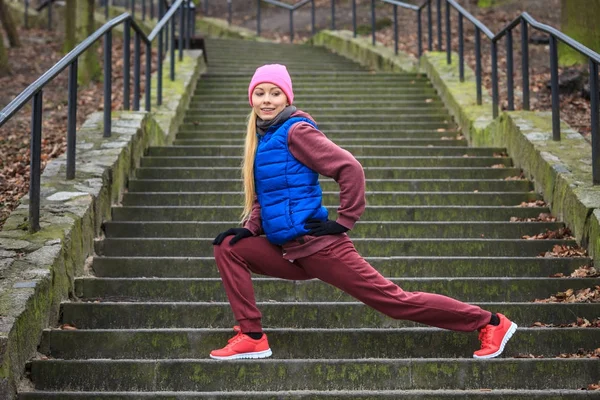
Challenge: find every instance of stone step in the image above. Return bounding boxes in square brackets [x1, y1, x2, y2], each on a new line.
[183, 114, 451, 124]
[61, 301, 598, 329]
[202, 66, 366, 73]
[126, 179, 533, 193]
[75, 276, 592, 302]
[190, 94, 446, 101]
[180, 121, 456, 131]
[174, 130, 459, 139]
[187, 101, 446, 109]
[146, 146, 502, 158]
[111, 205, 548, 221]
[103, 221, 560, 239]
[38, 328, 600, 360]
[140, 156, 513, 168]
[120, 192, 540, 206]
[175, 130, 461, 140]
[200, 73, 424, 82]
[135, 167, 522, 180]
[91, 256, 590, 278]
[27, 358, 600, 391]
[172, 138, 467, 147]
[194, 87, 438, 95]
[17, 389, 600, 399]
[184, 110, 450, 119]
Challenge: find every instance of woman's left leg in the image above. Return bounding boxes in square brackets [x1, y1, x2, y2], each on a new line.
[298, 236, 491, 332]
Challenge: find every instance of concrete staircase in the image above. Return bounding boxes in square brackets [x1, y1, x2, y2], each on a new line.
[20, 38, 600, 398]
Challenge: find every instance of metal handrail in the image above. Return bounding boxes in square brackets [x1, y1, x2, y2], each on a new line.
[443, 1, 600, 182]
[369, 0, 428, 56]
[257, 0, 315, 42]
[1, 0, 195, 232]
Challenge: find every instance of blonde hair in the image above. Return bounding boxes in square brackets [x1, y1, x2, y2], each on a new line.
[241, 111, 258, 222]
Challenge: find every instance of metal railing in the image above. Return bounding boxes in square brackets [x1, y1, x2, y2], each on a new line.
[23, 1, 184, 29]
[1, 0, 196, 232]
[257, 0, 315, 42]
[328, 0, 600, 184]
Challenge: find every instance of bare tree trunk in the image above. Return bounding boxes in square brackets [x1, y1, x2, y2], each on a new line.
[559, 0, 600, 66]
[77, 0, 101, 84]
[0, 0, 21, 47]
[0, 28, 9, 76]
[63, 0, 76, 53]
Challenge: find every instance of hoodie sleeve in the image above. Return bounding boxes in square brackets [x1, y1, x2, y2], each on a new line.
[287, 121, 366, 230]
[243, 197, 264, 236]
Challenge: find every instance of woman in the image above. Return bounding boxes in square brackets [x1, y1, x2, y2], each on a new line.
[210, 64, 517, 361]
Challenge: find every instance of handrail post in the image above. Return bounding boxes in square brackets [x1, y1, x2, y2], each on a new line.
[179, 1, 185, 60]
[491, 40, 499, 118]
[157, 0, 164, 106]
[549, 35, 561, 140]
[134, 31, 141, 111]
[142, 0, 146, 20]
[521, 19, 530, 110]
[257, 0, 261, 37]
[171, 11, 176, 80]
[393, 5, 398, 55]
[445, 0, 450, 64]
[289, 9, 294, 43]
[105, 0, 109, 20]
[352, 0, 356, 37]
[29, 90, 43, 233]
[25, 0, 29, 28]
[427, 0, 432, 51]
[371, 0, 375, 46]
[145, 41, 152, 112]
[124, 19, 131, 111]
[312, 0, 315, 36]
[591, 60, 600, 184]
[331, 0, 335, 30]
[436, 0, 441, 51]
[130, 0, 135, 20]
[103, 30, 112, 138]
[47, 1, 52, 30]
[458, 13, 464, 81]
[151, 0, 155, 19]
[417, 8, 423, 57]
[475, 27, 482, 105]
[66, 61, 77, 180]
[506, 29, 514, 110]
[228, 0, 232, 25]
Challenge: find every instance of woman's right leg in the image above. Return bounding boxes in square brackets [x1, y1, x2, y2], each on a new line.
[213, 236, 311, 333]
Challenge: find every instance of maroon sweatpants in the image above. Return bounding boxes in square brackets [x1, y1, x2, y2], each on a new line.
[213, 235, 492, 333]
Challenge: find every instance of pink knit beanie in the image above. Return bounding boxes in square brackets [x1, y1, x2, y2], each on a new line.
[248, 64, 294, 106]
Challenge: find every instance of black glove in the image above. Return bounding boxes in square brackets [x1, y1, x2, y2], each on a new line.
[304, 219, 349, 237]
[213, 228, 253, 245]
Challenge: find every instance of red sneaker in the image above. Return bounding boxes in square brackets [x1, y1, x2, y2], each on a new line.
[210, 328, 272, 360]
[473, 313, 517, 359]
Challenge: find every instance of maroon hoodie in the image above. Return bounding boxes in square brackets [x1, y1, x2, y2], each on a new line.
[243, 110, 366, 260]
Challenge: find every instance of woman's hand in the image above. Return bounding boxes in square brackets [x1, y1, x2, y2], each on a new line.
[304, 219, 349, 236]
[213, 228, 253, 245]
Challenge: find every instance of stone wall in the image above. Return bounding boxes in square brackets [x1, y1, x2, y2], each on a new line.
[0, 51, 206, 399]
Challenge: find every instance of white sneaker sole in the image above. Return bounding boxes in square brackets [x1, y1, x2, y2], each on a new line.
[210, 348, 272, 361]
[473, 322, 518, 359]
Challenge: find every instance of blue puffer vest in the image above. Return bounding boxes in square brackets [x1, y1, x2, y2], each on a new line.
[254, 116, 329, 245]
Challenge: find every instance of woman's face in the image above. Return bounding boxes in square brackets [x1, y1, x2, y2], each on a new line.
[252, 83, 288, 120]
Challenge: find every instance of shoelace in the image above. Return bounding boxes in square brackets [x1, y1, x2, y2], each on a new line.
[225, 333, 249, 349]
[478, 326, 493, 348]
[227, 326, 242, 344]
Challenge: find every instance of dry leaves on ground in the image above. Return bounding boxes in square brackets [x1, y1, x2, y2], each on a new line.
[510, 213, 556, 222]
[523, 227, 573, 240]
[539, 244, 588, 258]
[534, 286, 600, 303]
[532, 317, 600, 328]
[550, 265, 600, 278]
